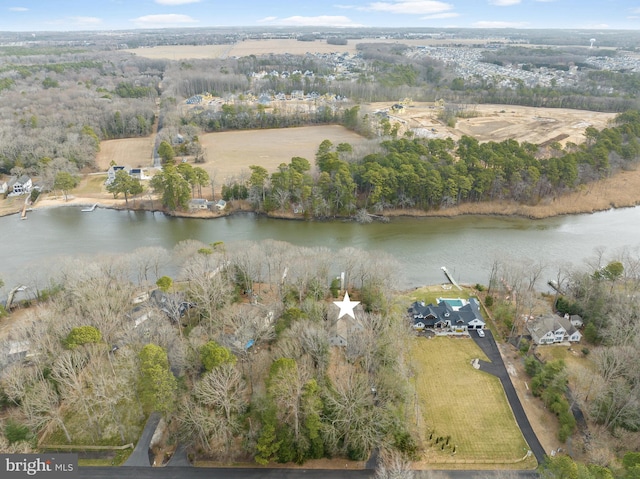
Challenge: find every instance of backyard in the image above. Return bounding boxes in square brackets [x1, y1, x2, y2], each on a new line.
[410, 336, 536, 469]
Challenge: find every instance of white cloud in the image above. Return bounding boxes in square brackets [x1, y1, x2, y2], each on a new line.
[257, 15, 364, 27]
[8, 6, 28, 11]
[132, 14, 198, 27]
[154, 0, 201, 4]
[631, 7, 640, 14]
[421, 12, 459, 19]
[70, 16, 102, 26]
[473, 20, 527, 28]
[488, 0, 521, 6]
[364, 1, 454, 15]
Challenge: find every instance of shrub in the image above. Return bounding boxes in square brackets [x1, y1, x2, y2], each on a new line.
[484, 295, 494, 307]
[64, 326, 101, 349]
[5, 421, 30, 444]
[199, 341, 236, 371]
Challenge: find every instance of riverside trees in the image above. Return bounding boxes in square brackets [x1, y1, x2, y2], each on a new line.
[221, 110, 640, 218]
[0, 240, 414, 464]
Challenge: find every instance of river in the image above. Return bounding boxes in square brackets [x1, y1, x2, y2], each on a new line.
[1, 206, 639, 289]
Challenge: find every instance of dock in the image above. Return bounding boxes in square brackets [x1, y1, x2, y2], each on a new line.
[81, 203, 98, 212]
[441, 266, 462, 290]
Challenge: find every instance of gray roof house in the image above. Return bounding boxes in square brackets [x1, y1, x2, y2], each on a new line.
[8, 175, 32, 195]
[329, 315, 364, 347]
[408, 298, 485, 332]
[527, 315, 582, 345]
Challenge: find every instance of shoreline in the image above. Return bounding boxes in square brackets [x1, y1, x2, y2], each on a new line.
[4, 193, 639, 221]
[4, 164, 640, 221]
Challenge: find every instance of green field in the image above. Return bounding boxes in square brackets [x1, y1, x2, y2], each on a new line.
[410, 336, 532, 465]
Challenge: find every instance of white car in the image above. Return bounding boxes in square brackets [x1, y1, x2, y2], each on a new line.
[477, 329, 485, 338]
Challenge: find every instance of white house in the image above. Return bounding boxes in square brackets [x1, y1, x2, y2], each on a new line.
[129, 168, 149, 180]
[106, 165, 130, 185]
[8, 175, 32, 195]
[528, 315, 582, 345]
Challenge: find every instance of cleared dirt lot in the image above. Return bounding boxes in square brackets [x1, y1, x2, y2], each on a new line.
[365, 102, 617, 146]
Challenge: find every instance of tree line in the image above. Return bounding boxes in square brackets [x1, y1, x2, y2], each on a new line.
[221, 110, 640, 217]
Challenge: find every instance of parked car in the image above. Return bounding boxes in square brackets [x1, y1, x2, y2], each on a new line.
[477, 329, 485, 338]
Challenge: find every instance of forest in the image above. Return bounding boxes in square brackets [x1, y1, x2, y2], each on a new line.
[0, 241, 414, 467]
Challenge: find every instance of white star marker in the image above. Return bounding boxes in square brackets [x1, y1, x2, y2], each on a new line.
[333, 291, 360, 319]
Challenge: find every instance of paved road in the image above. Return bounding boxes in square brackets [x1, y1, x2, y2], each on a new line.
[166, 443, 191, 467]
[472, 330, 546, 464]
[79, 467, 538, 479]
[123, 412, 161, 467]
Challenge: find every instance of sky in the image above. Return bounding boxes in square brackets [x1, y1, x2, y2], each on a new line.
[1, 0, 640, 32]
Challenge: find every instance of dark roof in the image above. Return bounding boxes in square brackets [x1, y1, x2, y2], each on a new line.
[409, 299, 484, 328]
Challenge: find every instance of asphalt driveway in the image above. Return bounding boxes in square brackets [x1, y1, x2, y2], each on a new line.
[472, 329, 546, 464]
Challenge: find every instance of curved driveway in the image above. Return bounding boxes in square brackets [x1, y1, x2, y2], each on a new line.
[473, 330, 546, 464]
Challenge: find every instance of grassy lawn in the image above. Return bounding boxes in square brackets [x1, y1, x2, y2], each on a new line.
[404, 285, 474, 307]
[75, 175, 107, 195]
[410, 336, 531, 464]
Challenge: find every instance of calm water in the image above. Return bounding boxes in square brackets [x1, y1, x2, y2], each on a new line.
[0, 206, 639, 288]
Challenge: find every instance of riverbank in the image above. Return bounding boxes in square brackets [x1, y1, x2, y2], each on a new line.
[4, 163, 640, 220]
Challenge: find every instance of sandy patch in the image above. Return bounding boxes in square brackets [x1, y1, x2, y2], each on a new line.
[364, 103, 616, 146]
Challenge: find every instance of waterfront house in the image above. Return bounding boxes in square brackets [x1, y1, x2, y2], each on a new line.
[129, 168, 149, 180]
[527, 315, 582, 345]
[189, 198, 210, 210]
[106, 165, 130, 185]
[408, 298, 485, 332]
[8, 175, 32, 195]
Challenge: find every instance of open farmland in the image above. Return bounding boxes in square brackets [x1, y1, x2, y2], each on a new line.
[95, 137, 155, 171]
[410, 337, 533, 467]
[125, 39, 354, 59]
[365, 103, 616, 146]
[123, 44, 233, 60]
[123, 38, 532, 60]
[199, 125, 370, 180]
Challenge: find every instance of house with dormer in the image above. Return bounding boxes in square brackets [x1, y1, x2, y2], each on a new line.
[408, 298, 485, 333]
[8, 175, 32, 195]
[527, 315, 582, 345]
